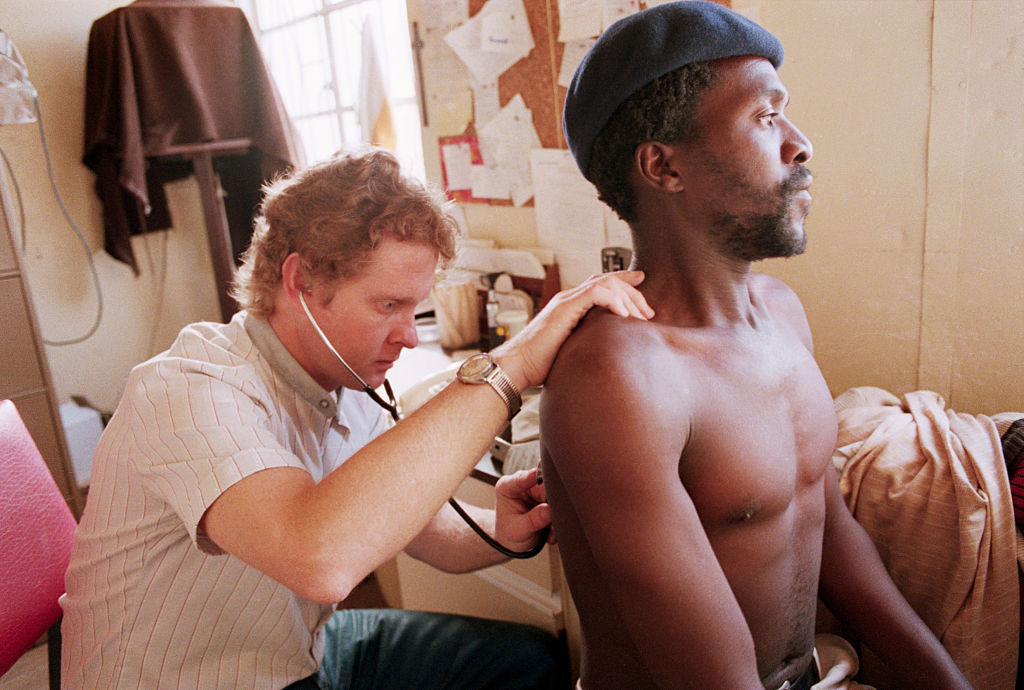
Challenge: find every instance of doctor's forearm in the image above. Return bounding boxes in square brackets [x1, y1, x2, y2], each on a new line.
[405, 502, 509, 572]
[318, 380, 510, 555]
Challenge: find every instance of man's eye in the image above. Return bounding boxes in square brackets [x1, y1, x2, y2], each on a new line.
[760, 112, 779, 126]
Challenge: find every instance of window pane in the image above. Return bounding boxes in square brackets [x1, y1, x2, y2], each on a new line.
[295, 113, 342, 164]
[376, 0, 416, 99]
[328, 4, 372, 109]
[252, 0, 321, 30]
[340, 110, 361, 150]
[261, 19, 336, 118]
[248, 0, 426, 181]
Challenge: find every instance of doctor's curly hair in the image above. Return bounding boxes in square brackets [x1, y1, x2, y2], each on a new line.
[232, 147, 458, 317]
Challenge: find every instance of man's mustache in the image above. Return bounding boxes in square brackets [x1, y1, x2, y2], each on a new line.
[783, 166, 813, 193]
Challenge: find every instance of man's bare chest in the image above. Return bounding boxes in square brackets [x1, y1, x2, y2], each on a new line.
[665, 331, 838, 527]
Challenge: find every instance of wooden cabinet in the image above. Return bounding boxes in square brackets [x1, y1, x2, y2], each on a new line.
[0, 175, 84, 517]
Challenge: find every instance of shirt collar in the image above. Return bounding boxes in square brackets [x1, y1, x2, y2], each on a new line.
[243, 312, 340, 419]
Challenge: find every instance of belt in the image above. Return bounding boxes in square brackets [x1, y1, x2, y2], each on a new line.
[776, 659, 819, 690]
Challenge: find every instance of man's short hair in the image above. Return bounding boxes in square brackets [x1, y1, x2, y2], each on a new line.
[563, 0, 783, 208]
[589, 61, 719, 222]
[232, 147, 457, 317]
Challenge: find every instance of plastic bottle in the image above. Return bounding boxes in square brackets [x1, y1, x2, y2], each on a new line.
[486, 289, 505, 349]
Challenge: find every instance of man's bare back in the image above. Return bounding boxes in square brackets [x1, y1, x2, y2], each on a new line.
[541, 274, 837, 689]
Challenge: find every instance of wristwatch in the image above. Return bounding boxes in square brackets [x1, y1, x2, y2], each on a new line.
[456, 352, 522, 420]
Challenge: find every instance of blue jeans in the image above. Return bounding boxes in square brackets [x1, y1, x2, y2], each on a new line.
[288, 608, 569, 690]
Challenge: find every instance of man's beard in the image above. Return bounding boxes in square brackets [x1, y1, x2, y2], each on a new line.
[709, 166, 812, 262]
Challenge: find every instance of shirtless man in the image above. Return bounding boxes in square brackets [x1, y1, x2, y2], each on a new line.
[541, 3, 971, 689]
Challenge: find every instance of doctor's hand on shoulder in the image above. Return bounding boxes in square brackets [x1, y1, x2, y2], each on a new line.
[492, 270, 653, 393]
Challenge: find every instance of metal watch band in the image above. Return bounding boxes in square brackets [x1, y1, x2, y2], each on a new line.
[484, 364, 522, 420]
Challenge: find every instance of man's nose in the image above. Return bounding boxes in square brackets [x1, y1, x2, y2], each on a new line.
[784, 120, 813, 165]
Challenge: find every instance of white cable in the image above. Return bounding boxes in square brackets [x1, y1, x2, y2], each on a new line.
[0, 146, 27, 250]
[4, 96, 105, 346]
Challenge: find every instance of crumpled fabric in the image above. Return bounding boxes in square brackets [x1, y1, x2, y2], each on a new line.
[832, 387, 1018, 689]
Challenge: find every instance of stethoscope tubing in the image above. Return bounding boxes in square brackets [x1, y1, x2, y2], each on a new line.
[298, 291, 546, 559]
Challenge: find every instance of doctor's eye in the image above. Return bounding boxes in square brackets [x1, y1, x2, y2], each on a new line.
[759, 111, 779, 127]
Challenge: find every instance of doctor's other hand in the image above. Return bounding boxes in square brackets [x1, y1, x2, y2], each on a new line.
[492, 270, 653, 391]
[493, 467, 555, 552]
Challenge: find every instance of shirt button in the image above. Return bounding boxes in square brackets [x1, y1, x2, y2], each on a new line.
[319, 399, 330, 409]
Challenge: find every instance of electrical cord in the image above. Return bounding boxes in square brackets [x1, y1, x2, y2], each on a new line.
[0, 146, 26, 250]
[0, 95, 104, 346]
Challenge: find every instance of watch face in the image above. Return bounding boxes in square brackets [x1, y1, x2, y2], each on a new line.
[460, 353, 494, 380]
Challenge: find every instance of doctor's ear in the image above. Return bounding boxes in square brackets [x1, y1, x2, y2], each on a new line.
[634, 142, 685, 192]
[281, 252, 313, 299]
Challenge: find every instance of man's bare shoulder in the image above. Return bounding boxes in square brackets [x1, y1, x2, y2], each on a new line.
[750, 271, 799, 303]
[540, 309, 691, 484]
[548, 309, 665, 385]
[541, 309, 684, 434]
[750, 272, 815, 351]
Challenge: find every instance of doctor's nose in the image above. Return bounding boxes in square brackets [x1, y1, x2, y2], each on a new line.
[390, 316, 419, 350]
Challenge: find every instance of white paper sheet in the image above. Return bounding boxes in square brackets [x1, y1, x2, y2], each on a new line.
[558, 39, 594, 87]
[470, 75, 501, 128]
[478, 94, 541, 205]
[530, 148, 606, 287]
[421, 0, 468, 30]
[423, 32, 473, 135]
[558, 0, 603, 41]
[470, 159, 510, 200]
[558, 0, 639, 41]
[441, 141, 475, 191]
[445, 0, 533, 84]
[602, 0, 639, 28]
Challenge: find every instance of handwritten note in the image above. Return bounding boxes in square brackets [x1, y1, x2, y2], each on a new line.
[445, 0, 533, 84]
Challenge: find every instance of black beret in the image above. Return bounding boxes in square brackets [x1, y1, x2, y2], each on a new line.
[563, 0, 784, 180]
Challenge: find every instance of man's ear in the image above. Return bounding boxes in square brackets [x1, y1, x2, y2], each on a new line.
[634, 141, 685, 193]
[280, 252, 309, 302]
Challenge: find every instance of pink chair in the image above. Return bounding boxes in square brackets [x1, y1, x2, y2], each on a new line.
[0, 399, 77, 688]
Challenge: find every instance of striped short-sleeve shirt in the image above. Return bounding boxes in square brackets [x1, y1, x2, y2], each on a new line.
[60, 312, 391, 689]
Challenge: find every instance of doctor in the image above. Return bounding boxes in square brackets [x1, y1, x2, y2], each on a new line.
[60, 147, 654, 689]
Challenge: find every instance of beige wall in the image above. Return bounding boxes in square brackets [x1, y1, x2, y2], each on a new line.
[755, 0, 1024, 415]
[1, 0, 1021, 416]
[1, 0, 222, 413]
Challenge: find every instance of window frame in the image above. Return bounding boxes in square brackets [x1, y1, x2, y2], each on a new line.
[241, 0, 426, 179]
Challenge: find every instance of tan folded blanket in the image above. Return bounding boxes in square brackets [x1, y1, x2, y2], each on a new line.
[833, 388, 1018, 689]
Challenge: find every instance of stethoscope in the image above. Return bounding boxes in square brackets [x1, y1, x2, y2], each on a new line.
[299, 291, 546, 559]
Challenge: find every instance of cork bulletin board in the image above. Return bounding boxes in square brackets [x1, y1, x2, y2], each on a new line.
[474, 0, 564, 151]
[416, 0, 568, 207]
[415, 0, 730, 206]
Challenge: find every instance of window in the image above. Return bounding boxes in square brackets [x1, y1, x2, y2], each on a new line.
[242, 0, 425, 179]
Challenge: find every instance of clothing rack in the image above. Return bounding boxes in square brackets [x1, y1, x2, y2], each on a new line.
[150, 138, 252, 322]
[84, 1, 299, 323]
